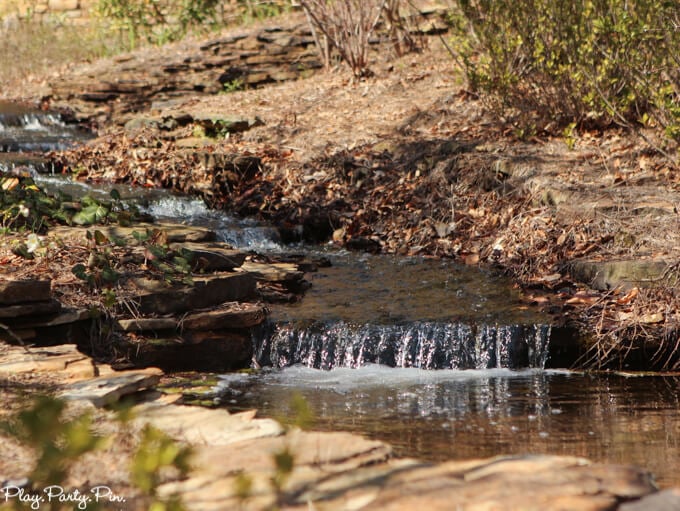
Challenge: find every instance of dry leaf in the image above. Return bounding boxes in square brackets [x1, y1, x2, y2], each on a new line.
[464, 253, 480, 265]
[616, 287, 639, 305]
[640, 313, 664, 324]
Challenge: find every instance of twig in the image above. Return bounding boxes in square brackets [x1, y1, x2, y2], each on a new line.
[0, 322, 31, 352]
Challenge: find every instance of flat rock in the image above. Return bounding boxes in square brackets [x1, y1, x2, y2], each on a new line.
[51, 222, 216, 244]
[569, 259, 671, 291]
[131, 273, 257, 314]
[619, 488, 680, 511]
[366, 456, 654, 511]
[116, 302, 266, 332]
[157, 429, 393, 510]
[171, 242, 247, 271]
[7, 308, 90, 329]
[0, 299, 61, 318]
[134, 402, 283, 446]
[115, 317, 178, 333]
[191, 429, 391, 477]
[239, 261, 304, 282]
[59, 368, 162, 407]
[0, 344, 95, 381]
[0, 279, 51, 305]
[182, 302, 267, 330]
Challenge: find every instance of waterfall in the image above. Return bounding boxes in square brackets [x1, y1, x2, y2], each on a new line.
[254, 320, 552, 370]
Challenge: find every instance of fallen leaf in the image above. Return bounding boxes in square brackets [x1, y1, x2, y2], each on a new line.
[616, 287, 639, 305]
[640, 312, 664, 324]
[464, 253, 479, 265]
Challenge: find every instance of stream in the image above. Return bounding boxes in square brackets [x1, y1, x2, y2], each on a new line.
[3, 102, 680, 488]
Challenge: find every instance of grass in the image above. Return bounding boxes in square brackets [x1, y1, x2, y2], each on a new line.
[0, 16, 128, 94]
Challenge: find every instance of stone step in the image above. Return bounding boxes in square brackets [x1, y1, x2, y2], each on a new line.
[51, 222, 217, 244]
[59, 368, 163, 407]
[0, 299, 61, 318]
[0, 278, 51, 305]
[170, 242, 247, 271]
[131, 273, 257, 315]
[115, 302, 267, 332]
[0, 344, 95, 381]
[5, 308, 90, 330]
[239, 261, 305, 282]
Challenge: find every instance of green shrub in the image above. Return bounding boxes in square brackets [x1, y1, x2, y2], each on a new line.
[450, 0, 680, 148]
[95, 0, 222, 48]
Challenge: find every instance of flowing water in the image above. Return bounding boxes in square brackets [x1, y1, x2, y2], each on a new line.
[3, 101, 680, 488]
[0, 100, 90, 158]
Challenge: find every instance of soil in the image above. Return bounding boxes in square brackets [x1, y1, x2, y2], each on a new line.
[4, 8, 680, 369]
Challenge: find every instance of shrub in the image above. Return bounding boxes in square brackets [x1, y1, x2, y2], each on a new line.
[449, 0, 680, 150]
[300, 0, 388, 78]
[95, 0, 222, 48]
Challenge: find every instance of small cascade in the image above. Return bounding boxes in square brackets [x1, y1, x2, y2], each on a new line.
[0, 100, 89, 154]
[141, 195, 283, 251]
[254, 320, 552, 370]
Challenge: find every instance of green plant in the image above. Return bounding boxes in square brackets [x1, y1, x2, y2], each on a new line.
[221, 78, 245, 94]
[237, 0, 289, 24]
[2, 396, 105, 490]
[130, 424, 193, 511]
[72, 229, 121, 289]
[234, 393, 314, 509]
[1, 176, 59, 233]
[95, 0, 221, 48]
[133, 228, 193, 285]
[449, 0, 680, 155]
[1, 397, 193, 511]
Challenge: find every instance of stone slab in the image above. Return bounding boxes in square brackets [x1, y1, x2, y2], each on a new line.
[50, 222, 217, 244]
[115, 302, 266, 332]
[239, 261, 304, 282]
[0, 344, 96, 381]
[0, 299, 62, 318]
[7, 308, 90, 329]
[182, 302, 267, 330]
[171, 242, 247, 271]
[134, 402, 284, 446]
[132, 273, 257, 314]
[368, 455, 654, 511]
[116, 317, 178, 333]
[569, 259, 671, 291]
[0, 279, 51, 305]
[59, 368, 163, 407]
[619, 488, 680, 511]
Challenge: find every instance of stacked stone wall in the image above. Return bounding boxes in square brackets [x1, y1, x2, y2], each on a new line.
[0, 0, 94, 24]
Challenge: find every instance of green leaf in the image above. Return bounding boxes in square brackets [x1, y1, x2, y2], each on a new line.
[72, 204, 110, 226]
[72, 263, 88, 281]
[93, 230, 109, 245]
[109, 189, 122, 201]
[102, 267, 121, 284]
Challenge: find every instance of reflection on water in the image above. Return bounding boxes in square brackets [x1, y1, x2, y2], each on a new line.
[220, 366, 680, 488]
